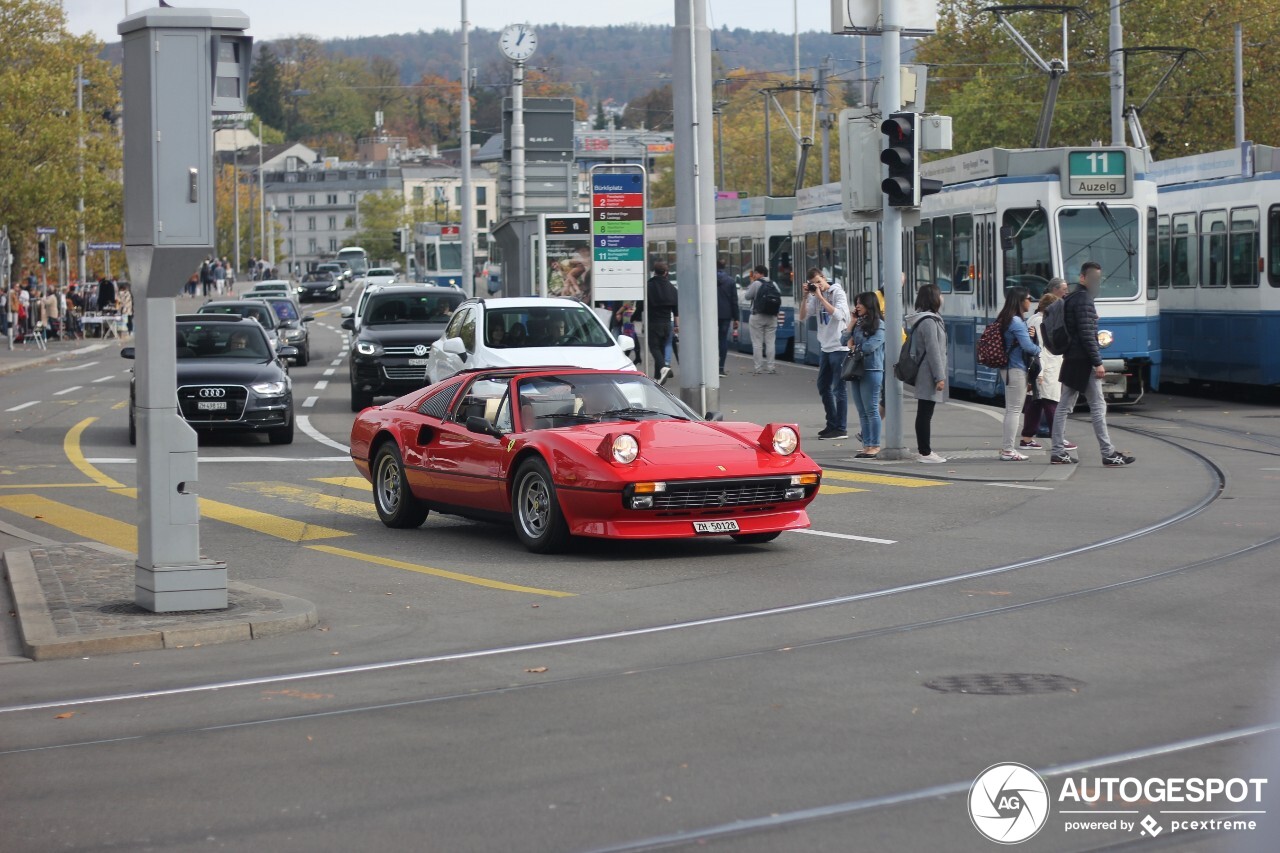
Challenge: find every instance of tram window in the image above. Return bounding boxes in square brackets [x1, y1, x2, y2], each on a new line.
[739, 238, 753, 286]
[717, 238, 729, 273]
[817, 231, 833, 281]
[860, 228, 874, 291]
[833, 230, 847, 285]
[1157, 215, 1171, 289]
[1171, 213, 1195, 287]
[728, 238, 740, 279]
[1146, 208, 1159, 300]
[1060, 206, 1139, 299]
[769, 236, 793, 296]
[914, 221, 933, 289]
[933, 217, 953, 293]
[1200, 210, 1227, 287]
[1002, 208, 1051, 297]
[1269, 207, 1280, 287]
[425, 244, 438, 273]
[953, 215, 974, 293]
[1229, 207, 1259, 287]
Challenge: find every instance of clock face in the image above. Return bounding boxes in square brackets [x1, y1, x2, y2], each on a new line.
[499, 24, 538, 62]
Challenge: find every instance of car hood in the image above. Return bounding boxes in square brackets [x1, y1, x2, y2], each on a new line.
[473, 346, 638, 372]
[299, 280, 337, 289]
[175, 359, 287, 385]
[360, 324, 449, 346]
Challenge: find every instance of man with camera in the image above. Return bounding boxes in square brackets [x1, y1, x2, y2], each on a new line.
[799, 268, 851, 439]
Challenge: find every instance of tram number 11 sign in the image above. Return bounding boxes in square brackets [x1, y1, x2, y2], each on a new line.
[591, 169, 646, 301]
[1064, 150, 1130, 198]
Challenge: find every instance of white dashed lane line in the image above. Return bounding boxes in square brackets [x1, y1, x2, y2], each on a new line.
[314, 380, 328, 391]
[323, 368, 335, 376]
[302, 396, 319, 408]
[50, 361, 98, 372]
[92, 375, 114, 383]
[329, 359, 343, 367]
[53, 386, 83, 396]
[5, 401, 40, 412]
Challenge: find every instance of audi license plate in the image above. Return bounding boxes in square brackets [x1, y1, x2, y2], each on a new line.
[693, 520, 739, 534]
[197, 401, 227, 411]
[407, 358, 428, 366]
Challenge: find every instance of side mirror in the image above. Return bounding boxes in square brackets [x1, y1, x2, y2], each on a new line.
[999, 225, 1015, 252]
[120, 346, 136, 359]
[465, 416, 503, 439]
[302, 315, 315, 323]
[341, 317, 355, 331]
[339, 306, 354, 318]
[441, 337, 466, 355]
[277, 345, 299, 359]
[704, 411, 724, 422]
[617, 334, 636, 353]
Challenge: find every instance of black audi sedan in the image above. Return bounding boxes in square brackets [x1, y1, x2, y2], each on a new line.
[122, 315, 298, 445]
[343, 284, 463, 411]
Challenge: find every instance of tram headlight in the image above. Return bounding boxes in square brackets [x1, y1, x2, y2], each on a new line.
[1097, 329, 1114, 349]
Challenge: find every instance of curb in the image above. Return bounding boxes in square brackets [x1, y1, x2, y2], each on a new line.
[817, 456, 1078, 484]
[0, 341, 117, 378]
[3, 543, 318, 661]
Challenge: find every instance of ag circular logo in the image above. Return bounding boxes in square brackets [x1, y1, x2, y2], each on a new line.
[969, 762, 1050, 844]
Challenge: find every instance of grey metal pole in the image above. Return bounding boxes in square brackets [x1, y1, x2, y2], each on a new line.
[512, 61, 526, 217]
[673, 0, 718, 416]
[460, 0, 475, 295]
[232, 127, 241, 274]
[880, 0, 907, 459]
[1109, 0, 1124, 145]
[77, 65, 87, 288]
[794, 0, 801, 168]
[819, 57, 830, 185]
[268, 206, 276, 268]
[1234, 23, 1246, 147]
[861, 35, 869, 107]
[258, 119, 266, 262]
[716, 108, 725, 190]
[764, 93, 772, 196]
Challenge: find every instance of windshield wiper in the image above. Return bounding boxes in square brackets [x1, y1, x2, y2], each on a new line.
[595, 407, 689, 421]
[535, 412, 600, 422]
[1096, 202, 1137, 257]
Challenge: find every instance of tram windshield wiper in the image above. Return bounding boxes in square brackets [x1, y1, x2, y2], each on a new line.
[1096, 202, 1137, 257]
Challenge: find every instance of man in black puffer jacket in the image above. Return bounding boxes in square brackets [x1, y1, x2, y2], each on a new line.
[1050, 261, 1135, 467]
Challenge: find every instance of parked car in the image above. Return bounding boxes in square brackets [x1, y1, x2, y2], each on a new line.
[260, 295, 314, 366]
[197, 299, 284, 353]
[426, 297, 637, 385]
[122, 314, 296, 445]
[348, 367, 821, 552]
[343, 285, 466, 410]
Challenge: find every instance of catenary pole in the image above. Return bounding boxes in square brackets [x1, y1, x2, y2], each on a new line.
[1109, 0, 1124, 145]
[460, 0, 475, 295]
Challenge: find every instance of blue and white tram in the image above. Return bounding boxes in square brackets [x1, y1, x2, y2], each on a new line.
[413, 223, 465, 288]
[1150, 145, 1280, 387]
[647, 196, 798, 360]
[792, 146, 1161, 399]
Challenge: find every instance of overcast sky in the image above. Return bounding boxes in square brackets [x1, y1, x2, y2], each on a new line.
[64, 0, 832, 42]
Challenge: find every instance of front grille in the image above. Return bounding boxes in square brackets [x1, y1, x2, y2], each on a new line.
[652, 478, 790, 510]
[383, 345, 434, 356]
[178, 385, 248, 421]
[383, 365, 428, 381]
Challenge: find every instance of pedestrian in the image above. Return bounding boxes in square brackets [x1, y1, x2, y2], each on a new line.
[847, 291, 885, 458]
[1050, 261, 1135, 466]
[200, 258, 214, 297]
[41, 287, 58, 338]
[905, 283, 949, 463]
[996, 286, 1041, 461]
[17, 282, 31, 335]
[800, 268, 851, 439]
[1019, 293, 1073, 452]
[742, 264, 781, 374]
[644, 261, 678, 384]
[214, 259, 227, 295]
[1047, 276, 1069, 299]
[715, 259, 739, 376]
[117, 283, 134, 335]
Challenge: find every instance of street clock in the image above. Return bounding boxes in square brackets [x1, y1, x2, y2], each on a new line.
[499, 24, 538, 62]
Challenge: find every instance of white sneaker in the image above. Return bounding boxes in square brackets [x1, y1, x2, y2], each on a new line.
[918, 452, 947, 464]
[658, 366, 672, 385]
[1000, 450, 1029, 461]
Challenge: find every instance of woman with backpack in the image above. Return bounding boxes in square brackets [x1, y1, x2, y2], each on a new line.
[847, 291, 886, 459]
[1019, 292, 1076, 452]
[903, 284, 949, 463]
[996, 286, 1041, 461]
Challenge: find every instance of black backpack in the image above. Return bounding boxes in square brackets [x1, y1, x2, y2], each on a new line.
[1041, 292, 1073, 355]
[894, 315, 942, 384]
[753, 280, 782, 316]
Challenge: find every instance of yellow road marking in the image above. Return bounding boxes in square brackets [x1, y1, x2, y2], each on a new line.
[818, 484, 867, 495]
[311, 476, 370, 490]
[111, 401, 127, 410]
[307, 544, 575, 598]
[0, 494, 136, 552]
[113, 488, 351, 542]
[232, 482, 378, 521]
[64, 418, 126, 489]
[822, 469, 947, 488]
[0, 483, 113, 490]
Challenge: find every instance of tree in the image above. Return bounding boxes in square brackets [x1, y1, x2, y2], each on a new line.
[621, 85, 673, 131]
[594, 99, 608, 130]
[351, 190, 407, 264]
[0, 0, 121, 278]
[247, 44, 286, 131]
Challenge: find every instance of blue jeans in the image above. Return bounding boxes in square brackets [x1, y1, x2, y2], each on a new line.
[850, 370, 884, 447]
[817, 350, 848, 432]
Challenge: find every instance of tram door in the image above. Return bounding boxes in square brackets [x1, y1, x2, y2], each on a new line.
[953, 212, 998, 391]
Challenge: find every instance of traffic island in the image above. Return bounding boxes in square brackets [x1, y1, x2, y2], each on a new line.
[4, 541, 317, 661]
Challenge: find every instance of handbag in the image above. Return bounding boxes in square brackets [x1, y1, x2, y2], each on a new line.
[841, 349, 866, 381]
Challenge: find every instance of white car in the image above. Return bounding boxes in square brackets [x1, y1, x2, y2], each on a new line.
[361, 267, 398, 288]
[427, 297, 637, 384]
[249, 280, 293, 296]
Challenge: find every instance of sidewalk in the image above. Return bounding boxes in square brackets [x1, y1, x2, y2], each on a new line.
[3, 535, 317, 661]
[0, 331, 127, 377]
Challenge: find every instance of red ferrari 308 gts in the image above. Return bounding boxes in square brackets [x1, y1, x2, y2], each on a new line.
[349, 368, 823, 553]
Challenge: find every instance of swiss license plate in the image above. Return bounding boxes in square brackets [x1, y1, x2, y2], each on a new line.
[407, 358, 428, 366]
[693, 520, 740, 534]
[196, 401, 227, 411]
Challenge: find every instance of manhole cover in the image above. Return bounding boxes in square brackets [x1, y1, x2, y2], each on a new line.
[97, 601, 240, 617]
[923, 673, 1084, 696]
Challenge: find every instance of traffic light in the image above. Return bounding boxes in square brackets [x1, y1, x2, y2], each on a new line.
[37, 238, 48, 266]
[393, 228, 405, 252]
[880, 112, 943, 207]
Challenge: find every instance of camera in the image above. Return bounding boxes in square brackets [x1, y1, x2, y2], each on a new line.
[806, 281, 818, 292]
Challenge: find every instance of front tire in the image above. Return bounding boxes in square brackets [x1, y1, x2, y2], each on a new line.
[128, 407, 136, 446]
[350, 382, 373, 412]
[268, 415, 294, 445]
[296, 344, 309, 367]
[512, 458, 570, 554]
[730, 531, 782, 545]
[372, 442, 429, 528]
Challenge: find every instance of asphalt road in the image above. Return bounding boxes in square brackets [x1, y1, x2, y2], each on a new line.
[1, 294, 1278, 852]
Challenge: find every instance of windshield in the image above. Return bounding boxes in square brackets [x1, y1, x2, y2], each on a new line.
[176, 323, 270, 360]
[516, 373, 697, 431]
[485, 305, 614, 348]
[363, 292, 462, 325]
[199, 304, 275, 328]
[267, 300, 299, 322]
[1058, 206, 1140, 299]
[337, 250, 367, 274]
[367, 268, 395, 278]
[438, 243, 462, 272]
